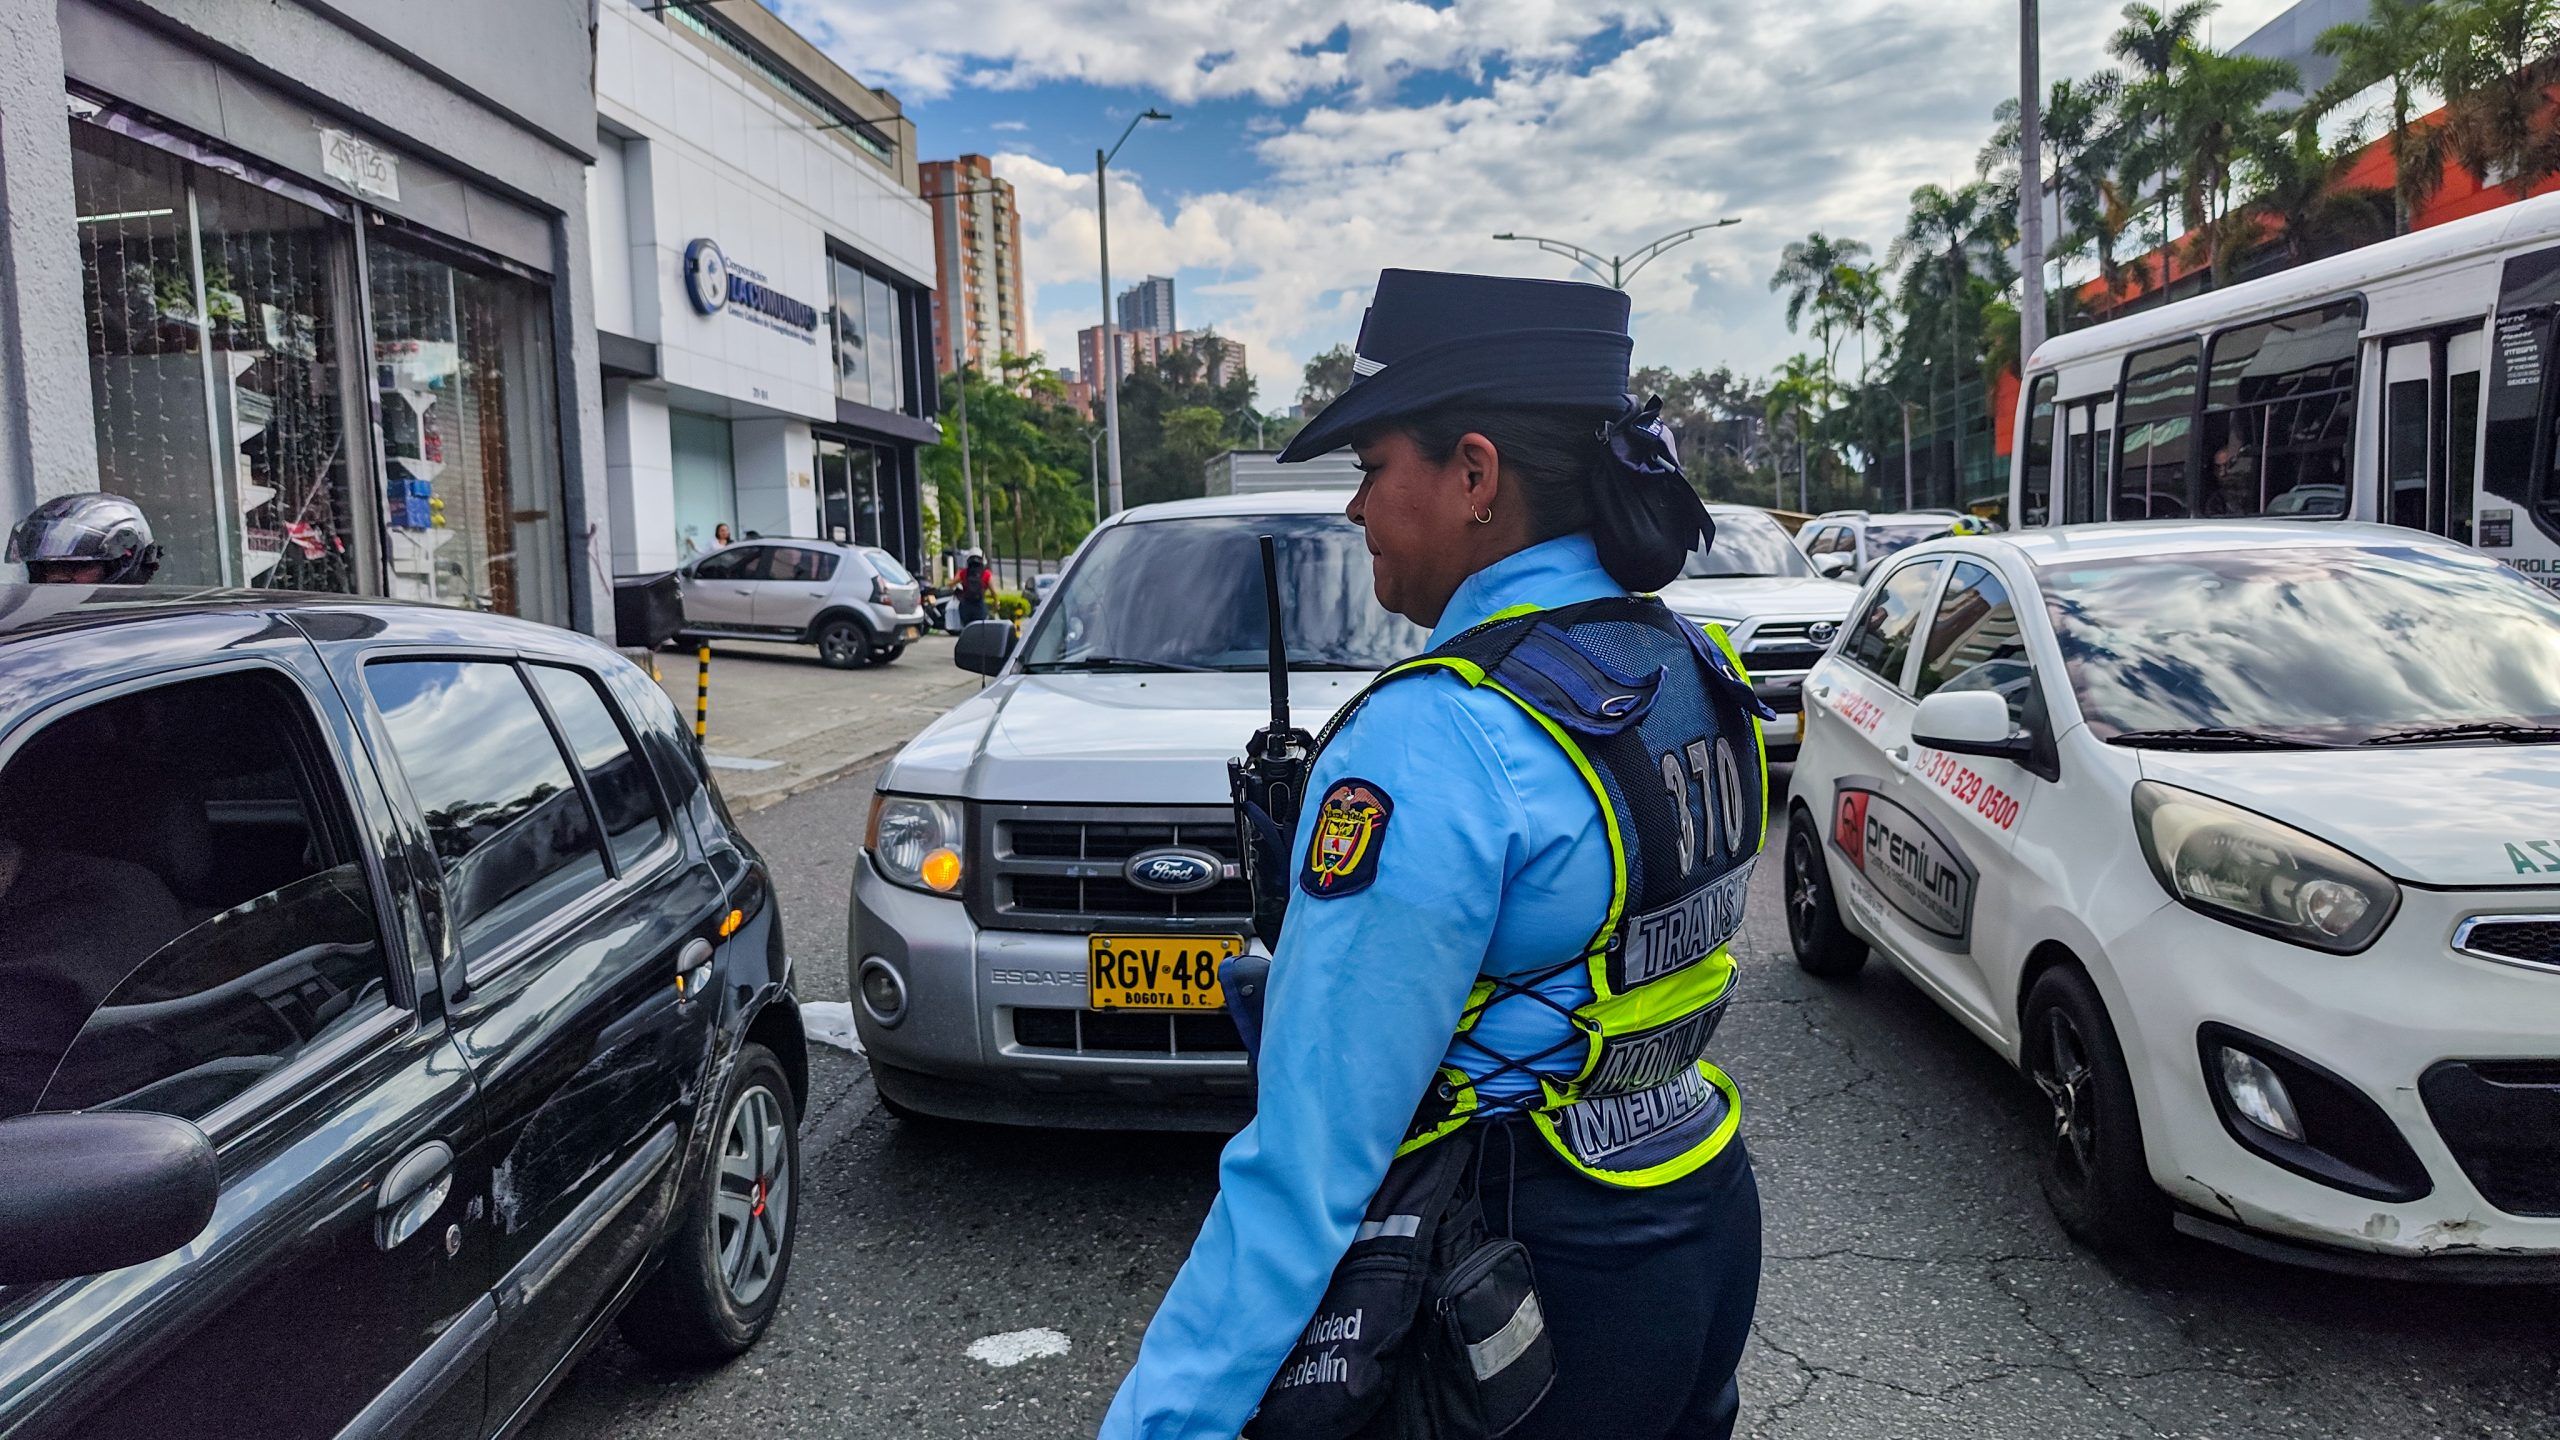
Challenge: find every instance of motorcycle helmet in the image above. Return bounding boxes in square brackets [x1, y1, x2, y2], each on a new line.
[7, 493, 164, 584]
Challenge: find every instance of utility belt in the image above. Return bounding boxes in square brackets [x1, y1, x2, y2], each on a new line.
[1244, 1126, 1554, 1440]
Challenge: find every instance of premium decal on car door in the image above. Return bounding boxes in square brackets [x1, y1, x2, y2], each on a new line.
[1830, 777, 1977, 949]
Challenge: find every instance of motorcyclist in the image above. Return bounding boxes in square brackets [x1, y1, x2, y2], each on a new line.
[955, 551, 993, 625]
[7, 493, 164, 585]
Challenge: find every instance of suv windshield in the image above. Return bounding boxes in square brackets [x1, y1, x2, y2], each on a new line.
[1684, 511, 1814, 578]
[2042, 545, 2560, 744]
[1021, 513, 1426, 673]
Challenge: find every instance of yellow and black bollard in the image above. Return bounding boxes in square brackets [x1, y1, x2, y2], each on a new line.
[695, 643, 711, 742]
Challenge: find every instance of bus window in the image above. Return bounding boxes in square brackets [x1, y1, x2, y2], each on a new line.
[2117, 341, 2200, 519]
[2020, 374, 2057, 526]
[2200, 300, 2360, 518]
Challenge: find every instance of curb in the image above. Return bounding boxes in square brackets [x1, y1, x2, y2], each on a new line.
[725, 738, 907, 814]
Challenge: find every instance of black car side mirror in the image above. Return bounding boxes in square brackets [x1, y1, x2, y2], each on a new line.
[955, 619, 1016, 677]
[0, 1111, 219, 1286]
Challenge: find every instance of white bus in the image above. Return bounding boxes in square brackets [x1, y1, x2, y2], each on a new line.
[2010, 189, 2560, 590]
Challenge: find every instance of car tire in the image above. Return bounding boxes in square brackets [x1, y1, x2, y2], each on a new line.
[618, 1043, 800, 1364]
[869, 643, 905, 665]
[2020, 966, 2168, 1254]
[815, 618, 871, 670]
[1784, 808, 1867, 979]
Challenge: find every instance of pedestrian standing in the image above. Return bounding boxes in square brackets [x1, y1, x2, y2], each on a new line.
[1102, 269, 1769, 1440]
[956, 551, 993, 626]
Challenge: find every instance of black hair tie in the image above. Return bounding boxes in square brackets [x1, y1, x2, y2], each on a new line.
[1587, 394, 1715, 592]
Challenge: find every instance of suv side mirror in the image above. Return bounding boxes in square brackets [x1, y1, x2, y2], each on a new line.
[0, 1112, 218, 1285]
[1911, 689, 2031, 761]
[1812, 552, 1853, 579]
[955, 619, 1016, 676]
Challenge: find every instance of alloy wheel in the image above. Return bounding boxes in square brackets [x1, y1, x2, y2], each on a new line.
[713, 1083, 791, 1306]
[819, 624, 861, 666]
[1786, 830, 1821, 945]
[2031, 1010, 2099, 1189]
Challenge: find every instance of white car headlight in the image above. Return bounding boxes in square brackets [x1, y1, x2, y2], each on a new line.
[866, 793, 966, 896]
[2131, 781, 2398, 953]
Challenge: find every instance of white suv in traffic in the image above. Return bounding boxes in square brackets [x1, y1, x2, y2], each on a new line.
[1787, 521, 2560, 1276]
[1659, 504, 1860, 759]
[847, 493, 1421, 1130]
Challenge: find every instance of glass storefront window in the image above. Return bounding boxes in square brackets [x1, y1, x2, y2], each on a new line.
[865, 272, 901, 413]
[365, 230, 565, 623]
[74, 120, 364, 592]
[671, 410, 737, 559]
[831, 256, 870, 406]
[817, 436, 883, 547]
[831, 255, 913, 414]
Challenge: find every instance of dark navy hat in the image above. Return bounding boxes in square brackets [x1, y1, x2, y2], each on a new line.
[1279, 269, 1634, 463]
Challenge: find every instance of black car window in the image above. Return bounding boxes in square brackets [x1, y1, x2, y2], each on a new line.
[528, 665, 670, 873]
[366, 661, 610, 960]
[0, 669, 395, 1123]
[1914, 562, 2036, 729]
[1841, 560, 1943, 689]
[694, 546, 765, 581]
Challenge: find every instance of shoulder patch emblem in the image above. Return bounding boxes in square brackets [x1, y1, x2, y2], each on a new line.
[1300, 778, 1393, 899]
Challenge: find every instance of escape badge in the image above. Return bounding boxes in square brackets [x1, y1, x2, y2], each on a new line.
[1301, 778, 1393, 898]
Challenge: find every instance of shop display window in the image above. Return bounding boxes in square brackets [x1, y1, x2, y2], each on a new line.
[72, 119, 364, 592]
[366, 230, 566, 624]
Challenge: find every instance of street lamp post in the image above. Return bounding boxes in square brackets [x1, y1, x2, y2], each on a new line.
[1086, 427, 1104, 523]
[1490, 219, 1741, 290]
[2019, 0, 2049, 363]
[921, 183, 1010, 554]
[1097, 108, 1171, 520]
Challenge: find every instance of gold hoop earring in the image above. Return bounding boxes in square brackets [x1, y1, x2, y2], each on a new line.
[1473, 507, 1494, 525]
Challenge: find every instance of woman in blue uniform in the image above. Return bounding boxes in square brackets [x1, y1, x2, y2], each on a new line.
[1102, 269, 1766, 1440]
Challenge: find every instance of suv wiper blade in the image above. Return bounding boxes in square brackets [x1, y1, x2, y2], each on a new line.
[2107, 726, 2333, 751]
[2359, 721, 2560, 747]
[1032, 655, 1218, 673]
[1218, 660, 1375, 673]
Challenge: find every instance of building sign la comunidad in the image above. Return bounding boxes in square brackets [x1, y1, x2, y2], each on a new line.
[684, 237, 817, 343]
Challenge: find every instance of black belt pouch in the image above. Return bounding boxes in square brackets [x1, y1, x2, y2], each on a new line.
[1247, 1131, 1555, 1440]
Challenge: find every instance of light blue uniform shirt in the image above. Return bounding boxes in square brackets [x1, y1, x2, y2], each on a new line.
[1099, 534, 1621, 1440]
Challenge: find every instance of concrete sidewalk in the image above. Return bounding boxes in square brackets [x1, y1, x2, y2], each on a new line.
[648, 635, 982, 813]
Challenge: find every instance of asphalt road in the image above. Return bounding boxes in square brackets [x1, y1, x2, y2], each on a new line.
[527, 760, 2560, 1440]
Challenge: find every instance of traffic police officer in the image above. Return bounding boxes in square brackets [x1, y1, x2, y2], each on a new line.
[1103, 270, 1767, 1440]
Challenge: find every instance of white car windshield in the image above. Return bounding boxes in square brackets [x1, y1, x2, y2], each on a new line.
[1020, 514, 1426, 673]
[2042, 544, 2560, 746]
[1683, 511, 1815, 579]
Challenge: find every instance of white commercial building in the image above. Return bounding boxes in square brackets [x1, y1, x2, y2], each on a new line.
[589, 0, 939, 575]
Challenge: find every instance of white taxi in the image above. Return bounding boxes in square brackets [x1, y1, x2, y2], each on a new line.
[1787, 521, 2560, 1276]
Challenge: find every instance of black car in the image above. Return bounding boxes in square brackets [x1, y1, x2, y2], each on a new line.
[0, 587, 806, 1439]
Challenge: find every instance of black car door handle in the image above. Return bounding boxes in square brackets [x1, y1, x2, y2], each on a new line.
[376, 1140, 454, 1252]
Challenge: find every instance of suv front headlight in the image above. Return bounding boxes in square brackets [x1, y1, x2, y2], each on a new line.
[866, 793, 966, 896]
[2131, 781, 2398, 953]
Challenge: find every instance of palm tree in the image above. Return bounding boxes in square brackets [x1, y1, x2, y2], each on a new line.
[2111, 0, 2221, 281]
[2157, 42, 2302, 289]
[2316, 0, 2448, 234]
[2438, 0, 2560, 199]
[1888, 183, 2007, 493]
[1771, 234, 1872, 371]
[1984, 73, 2129, 333]
[1822, 263, 1890, 475]
[1764, 354, 1829, 512]
[2242, 115, 2394, 263]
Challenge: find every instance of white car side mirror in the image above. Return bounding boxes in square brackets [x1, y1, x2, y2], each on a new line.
[1812, 553, 1852, 579]
[1911, 690, 2022, 758]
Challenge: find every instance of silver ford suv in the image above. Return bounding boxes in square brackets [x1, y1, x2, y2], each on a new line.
[675, 538, 925, 668]
[848, 492, 1421, 1131]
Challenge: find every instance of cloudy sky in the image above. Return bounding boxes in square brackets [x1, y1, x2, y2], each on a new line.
[769, 0, 2296, 408]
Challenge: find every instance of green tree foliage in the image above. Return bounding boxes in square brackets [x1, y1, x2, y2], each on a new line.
[922, 352, 1098, 568]
[1112, 334, 1263, 509]
[2436, 0, 2560, 198]
[2317, 0, 2450, 234]
[1300, 345, 1357, 410]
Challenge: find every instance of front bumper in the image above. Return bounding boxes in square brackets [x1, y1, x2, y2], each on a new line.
[2096, 885, 2560, 1265]
[849, 855, 1254, 1131]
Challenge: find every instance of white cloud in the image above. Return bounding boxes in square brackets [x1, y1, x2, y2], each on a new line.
[792, 0, 2300, 400]
[988, 119, 1029, 132]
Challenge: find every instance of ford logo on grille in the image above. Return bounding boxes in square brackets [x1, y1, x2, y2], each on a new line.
[1126, 847, 1221, 894]
[1807, 621, 1840, 644]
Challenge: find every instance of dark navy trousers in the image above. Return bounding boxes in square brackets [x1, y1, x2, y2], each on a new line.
[1476, 1128, 1762, 1440]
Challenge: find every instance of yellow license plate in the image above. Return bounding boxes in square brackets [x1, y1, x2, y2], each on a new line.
[1087, 933, 1243, 1011]
[1795, 710, 1807, 742]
